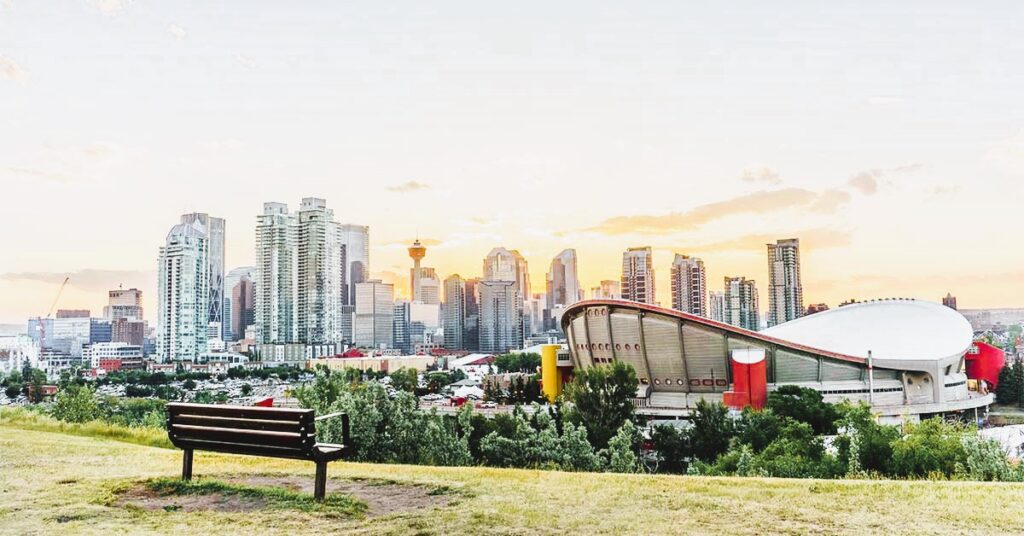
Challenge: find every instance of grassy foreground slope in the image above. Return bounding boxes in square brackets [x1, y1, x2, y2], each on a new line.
[2, 426, 1024, 536]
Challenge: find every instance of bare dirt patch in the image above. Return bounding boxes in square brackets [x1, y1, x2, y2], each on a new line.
[114, 485, 268, 513]
[223, 475, 459, 517]
[113, 475, 458, 517]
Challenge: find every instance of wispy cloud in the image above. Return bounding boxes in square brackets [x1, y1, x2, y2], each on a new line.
[2, 269, 154, 292]
[846, 163, 922, 195]
[847, 170, 881, 195]
[679, 229, 852, 253]
[387, 180, 431, 193]
[740, 167, 781, 185]
[892, 163, 923, 174]
[168, 23, 186, 40]
[926, 184, 959, 196]
[0, 54, 27, 82]
[0, 167, 72, 182]
[86, 0, 131, 14]
[580, 188, 849, 236]
[1, 141, 130, 184]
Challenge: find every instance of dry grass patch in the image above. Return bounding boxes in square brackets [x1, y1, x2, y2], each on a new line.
[4, 425, 1024, 535]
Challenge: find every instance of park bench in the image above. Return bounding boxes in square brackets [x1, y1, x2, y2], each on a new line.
[165, 403, 351, 500]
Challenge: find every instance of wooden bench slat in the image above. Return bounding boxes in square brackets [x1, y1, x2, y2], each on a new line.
[172, 415, 308, 433]
[171, 424, 312, 449]
[171, 438, 312, 461]
[167, 403, 313, 422]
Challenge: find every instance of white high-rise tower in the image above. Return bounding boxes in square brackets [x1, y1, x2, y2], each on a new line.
[621, 247, 655, 304]
[670, 254, 707, 316]
[156, 219, 209, 362]
[180, 213, 225, 339]
[255, 202, 297, 344]
[767, 238, 803, 327]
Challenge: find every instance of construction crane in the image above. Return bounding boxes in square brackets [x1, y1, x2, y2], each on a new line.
[34, 276, 70, 351]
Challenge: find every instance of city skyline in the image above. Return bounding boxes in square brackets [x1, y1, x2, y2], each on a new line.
[4, 2, 1024, 324]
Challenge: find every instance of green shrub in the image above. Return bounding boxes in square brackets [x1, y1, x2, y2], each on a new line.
[889, 418, 969, 478]
[834, 403, 899, 475]
[603, 420, 643, 473]
[766, 385, 839, 434]
[50, 385, 101, 423]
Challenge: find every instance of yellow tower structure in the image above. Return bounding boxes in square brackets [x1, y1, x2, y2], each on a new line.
[541, 344, 562, 402]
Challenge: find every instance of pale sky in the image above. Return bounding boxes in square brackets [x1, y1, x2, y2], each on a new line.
[2, 1, 1023, 325]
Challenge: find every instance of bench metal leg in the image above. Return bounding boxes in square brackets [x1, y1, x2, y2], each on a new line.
[314, 461, 327, 501]
[182, 449, 193, 481]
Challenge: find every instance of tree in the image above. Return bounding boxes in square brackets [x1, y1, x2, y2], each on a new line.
[26, 367, 46, 403]
[1015, 360, 1024, 408]
[564, 360, 638, 449]
[651, 424, 689, 473]
[389, 368, 419, 393]
[996, 363, 1022, 405]
[687, 399, 736, 462]
[735, 407, 783, 452]
[182, 379, 197, 390]
[835, 402, 899, 475]
[4, 385, 19, 399]
[420, 407, 473, 467]
[750, 420, 842, 479]
[50, 385, 101, 423]
[425, 372, 453, 394]
[240, 383, 253, 396]
[479, 405, 602, 471]
[766, 385, 839, 434]
[125, 385, 154, 397]
[495, 352, 541, 373]
[603, 420, 643, 473]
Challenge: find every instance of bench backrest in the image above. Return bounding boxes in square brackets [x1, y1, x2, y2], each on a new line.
[166, 403, 317, 460]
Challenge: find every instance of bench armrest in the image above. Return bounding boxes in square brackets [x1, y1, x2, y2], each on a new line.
[314, 412, 350, 447]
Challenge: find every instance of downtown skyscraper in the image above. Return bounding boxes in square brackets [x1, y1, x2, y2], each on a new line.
[621, 246, 655, 305]
[254, 198, 361, 345]
[224, 266, 255, 342]
[443, 274, 466, 350]
[545, 248, 583, 330]
[180, 213, 225, 339]
[670, 254, 707, 316]
[724, 276, 759, 331]
[478, 280, 523, 353]
[295, 198, 345, 344]
[483, 247, 530, 302]
[338, 224, 370, 306]
[354, 279, 394, 349]
[156, 219, 209, 362]
[255, 202, 297, 344]
[766, 238, 803, 327]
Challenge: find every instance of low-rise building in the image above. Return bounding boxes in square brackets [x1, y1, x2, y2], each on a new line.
[306, 355, 435, 373]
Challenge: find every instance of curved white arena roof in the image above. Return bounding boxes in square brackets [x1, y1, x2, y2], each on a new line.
[761, 299, 972, 362]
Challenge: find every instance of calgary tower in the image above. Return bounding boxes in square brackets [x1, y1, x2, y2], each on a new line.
[408, 238, 426, 301]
